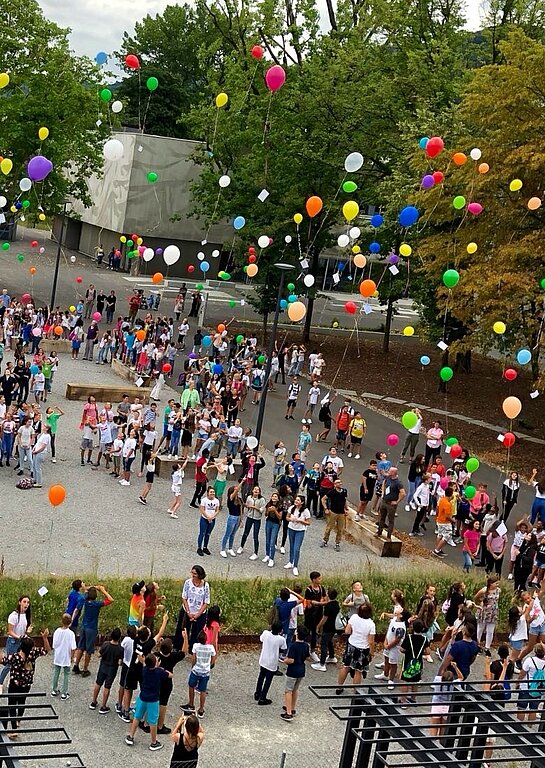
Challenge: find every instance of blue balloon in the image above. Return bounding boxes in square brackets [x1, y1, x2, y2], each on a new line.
[95, 51, 108, 65]
[30, 365, 39, 375]
[337, 262, 346, 271]
[420, 355, 430, 366]
[419, 137, 429, 150]
[233, 215, 246, 231]
[202, 335, 212, 347]
[212, 363, 223, 375]
[200, 261, 210, 272]
[517, 348, 532, 365]
[15, 201, 22, 210]
[279, 299, 288, 310]
[369, 241, 381, 254]
[288, 294, 297, 303]
[399, 206, 420, 227]
[371, 214, 384, 228]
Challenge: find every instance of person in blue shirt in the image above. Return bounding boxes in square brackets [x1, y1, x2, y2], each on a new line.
[302, 463, 320, 517]
[371, 451, 392, 513]
[296, 426, 312, 462]
[125, 653, 172, 751]
[273, 588, 301, 638]
[281, 625, 310, 720]
[65, 579, 86, 634]
[291, 452, 306, 484]
[72, 585, 113, 677]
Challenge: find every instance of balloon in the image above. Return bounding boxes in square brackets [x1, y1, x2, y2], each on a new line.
[146, 76, 159, 92]
[445, 436, 458, 446]
[452, 195, 466, 209]
[256, 355, 265, 365]
[217, 324, 226, 333]
[279, 299, 288, 310]
[147, 172, 158, 183]
[29, 267, 36, 275]
[236, 335, 244, 343]
[452, 152, 467, 166]
[541, 277, 545, 290]
[54, 325, 63, 336]
[38, 127, 49, 141]
[69, 305, 76, 312]
[419, 137, 429, 150]
[450, 444, 463, 459]
[27, 155, 53, 182]
[293, 213, 303, 225]
[265, 64, 286, 92]
[287, 301, 306, 322]
[516, 348, 531, 365]
[403, 326, 415, 336]
[31, 328, 40, 340]
[188, 265, 195, 273]
[342, 201, 359, 221]
[99, 87, 112, 102]
[152, 272, 163, 284]
[359, 279, 376, 298]
[19, 178, 31, 192]
[467, 242, 478, 254]
[439, 477, 449, 490]
[288, 294, 297, 303]
[109, 100, 122, 115]
[504, 368, 517, 381]
[345, 301, 357, 314]
[1, 243, 8, 251]
[38, 213, 46, 222]
[200, 261, 210, 272]
[136, 330, 146, 342]
[95, 51, 108, 65]
[528, 197, 542, 210]
[420, 355, 430, 366]
[163, 245, 180, 266]
[143, 247, 154, 262]
[440, 366, 454, 382]
[353, 254, 366, 268]
[503, 432, 516, 448]
[92, 312, 102, 321]
[0, 159, 12, 175]
[218, 175, 231, 188]
[103, 139, 124, 161]
[349, 227, 361, 239]
[126, 239, 133, 247]
[432, 171, 444, 184]
[125, 54, 140, 69]
[352, 246, 361, 254]
[76, 276, 83, 283]
[202, 335, 212, 347]
[0, 73, 10, 89]
[233, 216, 245, 230]
[221, 272, 232, 281]
[466, 457, 480, 473]
[371, 214, 384, 228]
[425, 136, 444, 158]
[421, 174, 435, 189]
[247, 264, 258, 277]
[464, 485, 477, 500]
[387, 434, 399, 446]
[246, 436, 259, 450]
[21, 200, 30, 210]
[211, 363, 223, 376]
[284, 235, 292, 244]
[467, 202, 483, 215]
[306, 196, 323, 218]
[509, 179, 522, 192]
[215, 92, 228, 108]
[399, 243, 412, 257]
[478, 163, 490, 174]
[344, 152, 364, 172]
[303, 274, 315, 288]
[493, 321, 506, 334]
[470, 148, 482, 160]
[0, 196, 5, 207]
[258, 235, 269, 248]
[401, 411, 418, 430]
[251, 45, 264, 59]
[16, 253, 23, 262]
[502, 396, 522, 419]
[248, 254, 256, 263]
[443, 269, 460, 289]
[398, 206, 419, 227]
[343, 181, 358, 193]
[162, 363, 172, 373]
[120, 236, 126, 243]
[369, 242, 381, 254]
[196, 251, 204, 260]
[337, 234, 350, 248]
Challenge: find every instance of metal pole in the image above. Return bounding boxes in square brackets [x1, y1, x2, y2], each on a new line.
[49, 202, 67, 310]
[254, 267, 289, 443]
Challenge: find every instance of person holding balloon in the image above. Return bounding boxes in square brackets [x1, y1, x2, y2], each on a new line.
[529, 468, 545, 526]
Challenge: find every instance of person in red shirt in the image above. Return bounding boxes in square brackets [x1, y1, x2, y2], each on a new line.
[190, 449, 209, 508]
[128, 291, 141, 323]
[335, 406, 351, 453]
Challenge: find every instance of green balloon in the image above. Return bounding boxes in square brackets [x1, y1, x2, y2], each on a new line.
[466, 457, 480, 473]
[445, 436, 458, 447]
[220, 272, 231, 281]
[464, 485, 477, 500]
[146, 76, 159, 92]
[196, 283, 204, 290]
[540, 277, 545, 291]
[287, 282, 295, 291]
[443, 269, 459, 289]
[452, 195, 466, 210]
[342, 181, 357, 193]
[258, 354, 266, 364]
[440, 366, 454, 382]
[236, 334, 244, 343]
[147, 171, 158, 183]
[22, 200, 30, 209]
[100, 88, 112, 102]
[127, 250, 136, 258]
[126, 239, 133, 247]
[243, 265, 248, 273]
[2, 242, 9, 251]
[17, 253, 24, 262]
[229, 299, 236, 308]
[401, 411, 418, 430]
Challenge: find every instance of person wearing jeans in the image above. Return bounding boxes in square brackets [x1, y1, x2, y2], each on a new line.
[237, 486, 266, 559]
[197, 487, 220, 557]
[254, 623, 287, 705]
[283, 494, 311, 577]
[220, 485, 243, 557]
[0, 596, 32, 686]
[263, 495, 282, 567]
[311, 588, 340, 672]
[190, 450, 209, 509]
[32, 426, 51, 488]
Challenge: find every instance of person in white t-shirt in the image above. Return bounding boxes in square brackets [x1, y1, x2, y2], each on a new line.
[197, 487, 220, 556]
[337, 603, 376, 688]
[0, 595, 32, 686]
[254, 622, 287, 705]
[51, 613, 77, 699]
[119, 429, 137, 486]
[517, 642, 545, 722]
[302, 384, 321, 425]
[321, 447, 344, 477]
[167, 459, 189, 519]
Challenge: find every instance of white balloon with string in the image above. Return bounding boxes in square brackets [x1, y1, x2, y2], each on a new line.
[219, 175, 231, 188]
[258, 235, 269, 248]
[246, 436, 258, 450]
[344, 152, 364, 172]
[111, 100, 123, 114]
[337, 234, 349, 248]
[163, 245, 181, 266]
[197, 251, 205, 261]
[285, 235, 292, 244]
[143, 248, 154, 262]
[303, 274, 315, 287]
[211, 249, 220, 258]
[0, 196, 6, 208]
[349, 227, 361, 240]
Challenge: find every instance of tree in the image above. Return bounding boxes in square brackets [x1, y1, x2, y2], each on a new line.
[0, 0, 108, 218]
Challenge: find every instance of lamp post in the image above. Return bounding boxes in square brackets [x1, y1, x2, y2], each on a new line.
[254, 262, 294, 443]
[50, 200, 68, 310]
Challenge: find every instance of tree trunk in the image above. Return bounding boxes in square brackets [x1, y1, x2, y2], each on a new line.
[302, 295, 314, 343]
[454, 350, 472, 373]
[262, 311, 269, 345]
[383, 295, 394, 353]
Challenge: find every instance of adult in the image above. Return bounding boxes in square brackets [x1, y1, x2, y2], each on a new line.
[32, 425, 51, 488]
[320, 478, 348, 552]
[304, 571, 326, 660]
[485, 522, 507, 576]
[83, 321, 99, 361]
[0, 631, 50, 736]
[375, 468, 405, 542]
[320, 446, 344, 477]
[399, 408, 422, 463]
[263, 492, 283, 568]
[174, 566, 210, 652]
[336, 603, 376, 690]
[83, 284, 96, 319]
[105, 291, 117, 325]
[197, 487, 220, 557]
[238, 485, 266, 560]
[0, 596, 32, 688]
[128, 290, 141, 323]
[283, 494, 311, 577]
[529, 468, 545, 526]
[475, 577, 501, 655]
[169, 713, 204, 767]
[424, 419, 444, 467]
[72, 585, 113, 676]
[406, 454, 425, 505]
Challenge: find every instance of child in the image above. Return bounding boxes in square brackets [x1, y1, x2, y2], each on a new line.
[296, 425, 312, 463]
[281, 625, 310, 721]
[80, 419, 97, 466]
[302, 382, 321, 424]
[155, 630, 188, 734]
[508, 519, 529, 580]
[138, 452, 157, 505]
[287, 584, 304, 647]
[109, 427, 124, 478]
[399, 619, 429, 709]
[204, 606, 221, 657]
[408, 473, 431, 537]
[90, 627, 123, 713]
[51, 613, 77, 700]
[273, 588, 301, 639]
[254, 621, 287, 705]
[302, 463, 320, 517]
[182, 630, 217, 718]
[430, 664, 463, 737]
[357, 459, 378, 520]
[462, 520, 481, 573]
[371, 452, 391, 513]
[167, 460, 188, 519]
[125, 654, 173, 751]
[272, 441, 287, 487]
[213, 458, 229, 507]
[374, 613, 406, 688]
[508, 605, 529, 662]
[116, 625, 137, 716]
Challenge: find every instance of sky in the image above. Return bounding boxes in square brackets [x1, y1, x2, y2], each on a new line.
[38, 0, 484, 61]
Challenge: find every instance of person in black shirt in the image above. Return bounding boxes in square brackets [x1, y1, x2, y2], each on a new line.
[105, 291, 117, 324]
[304, 572, 326, 660]
[357, 460, 378, 519]
[311, 588, 340, 671]
[90, 628, 124, 713]
[320, 479, 348, 550]
[155, 631, 188, 734]
[120, 613, 168, 723]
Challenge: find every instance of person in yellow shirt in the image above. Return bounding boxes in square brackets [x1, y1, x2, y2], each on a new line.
[433, 487, 456, 558]
[347, 412, 366, 460]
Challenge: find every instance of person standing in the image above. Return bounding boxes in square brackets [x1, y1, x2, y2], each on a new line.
[0, 595, 32, 689]
[83, 321, 99, 361]
[375, 468, 405, 542]
[89, 627, 124, 713]
[32, 425, 51, 488]
[284, 495, 311, 577]
[238, 485, 266, 560]
[220, 484, 243, 557]
[51, 614, 76, 699]
[169, 713, 204, 767]
[320, 478, 348, 551]
[125, 653, 172, 751]
[174, 566, 210, 653]
[0, 631, 51, 736]
[303, 571, 326, 662]
[399, 408, 422, 463]
[190, 449, 209, 509]
[424, 420, 444, 467]
[196, 487, 220, 557]
[311, 588, 340, 672]
[254, 622, 287, 705]
[105, 291, 117, 325]
[280, 625, 310, 721]
[84, 284, 96, 319]
[285, 377, 301, 420]
[72, 585, 114, 677]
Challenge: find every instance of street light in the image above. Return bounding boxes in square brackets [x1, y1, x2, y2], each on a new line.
[50, 200, 68, 310]
[254, 262, 294, 443]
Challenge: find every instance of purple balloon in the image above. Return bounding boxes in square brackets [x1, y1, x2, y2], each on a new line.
[27, 155, 53, 182]
[188, 352, 197, 359]
[388, 253, 400, 265]
[155, 248, 163, 255]
[421, 174, 435, 189]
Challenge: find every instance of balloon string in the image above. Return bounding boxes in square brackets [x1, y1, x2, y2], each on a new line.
[210, 109, 220, 154]
[137, 70, 142, 130]
[205, 189, 222, 241]
[307, 174, 347, 253]
[141, 93, 152, 134]
[330, 323, 357, 390]
[374, 264, 389, 292]
[236, 63, 259, 114]
[354, 315, 361, 358]
[296, 224, 302, 259]
[146, 187, 162, 233]
[416, 159, 452, 236]
[442, 289, 451, 342]
[262, 90, 273, 146]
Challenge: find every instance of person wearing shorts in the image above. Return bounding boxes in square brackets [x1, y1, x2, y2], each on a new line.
[430, 665, 463, 737]
[138, 454, 156, 505]
[337, 604, 376, 692]
[89, 628, 123, 713]
[80, 421, 96, 466]
[281, 625, 310, 720]
[125, 654, 172, 751]
[120, 428, 137, 486]
[517, 643, 545, 722]
[72, 586, 113, 677]
[433, 488, 455, 557]
[181, 630, 216, 718]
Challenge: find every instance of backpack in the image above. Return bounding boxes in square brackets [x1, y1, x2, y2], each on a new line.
[16, 477, 33, 490]
[252, 372, 263, 389]
[318, 404, 328, 423]
[529, 658, 545, 697]
[403, 635, 424, 679]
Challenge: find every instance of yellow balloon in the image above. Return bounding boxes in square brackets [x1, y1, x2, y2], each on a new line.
[120, 235, 126, 243]
[399, 243, 412, 257]
[0, 73, 9, 89]
[136, 237, 143, 245]
[38, 127, 49, 141]
[215, 92, 228, 108]
[69, 305, 76, 312]
[403, 326, 415, 337]
[293, 213, 303, 225]
[372, 290, 379, 298]
[509, 179, 522, 192]
[467, 242, 478, 254]
[352, 245, 361, 254]
[287, 300, 306, 322]
[38, 212, 46, 221]
[10, 205, 16, 213]
[1, 158, 13, 175]
[246, 263, 258, 278]
[342, 200, 359, 221]
[493, 321, 506, 334]
[353, 254, 366, 269]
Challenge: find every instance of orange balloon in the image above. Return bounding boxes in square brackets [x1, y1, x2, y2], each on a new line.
[359, 279, 376, 298]
[287, 301, 306, 322]
[353, 254, 366, 269]
[246, 263, 258, 278]
[54, 325, 63, 336]
[152, 272, 163, 284]
[29, 266, 37, 275]
[528, 197, 542, 211]
[136, 329, 146, 342]
[502, 396, 522, 420]
[478, 163, 489, 174]
[48, 484, 66, 506]
[452, 152, 467, 166]
[305, 196, 323, 218]
[217, 323, 226, 333]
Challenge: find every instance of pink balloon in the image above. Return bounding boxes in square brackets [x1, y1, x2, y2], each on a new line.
[138, 245, 145, 255]
[467, 202, 483, 215]
[440, 476, 449, 490]
[265, 64, 286, 92]
[32, 327, 42, 337]
[39, 247, 45, 254]
[92, 312, 102, 321]
[21, 293, 31, 304]
[386, 433, 399, 446]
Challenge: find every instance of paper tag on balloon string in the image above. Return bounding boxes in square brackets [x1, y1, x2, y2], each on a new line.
[257, 189, 269, 202]
[137, 145, 143, 153]
[496, 522, 508, 537]
[95, 120, 102, 127]
[201, 240, 207, 246]
[0, 214, 5, 225]
[388, 265, 399, 275]
[240, 300, 245, 306]
[332, 273, 340, 285]
[437, 340, 448, 351]
[445, 445, 451, 454]
[228, 463, 235, 475]
[497, 433, 505, 443]
[300, 259, 309, 270]
[530, 390, 540, 399]
[38, 586, 48, 597]
[135, 377, 144, 388]
[363, 304, 373, 315]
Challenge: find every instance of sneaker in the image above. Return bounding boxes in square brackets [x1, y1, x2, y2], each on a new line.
[99, 706, 110, 714]
[432, 549, 446, 558]
[169, 512, 178, 519]
[138, 497, 147, 505]
[436, 648, 444, 660]
[197, 548, 204, 557]
[280, 713, 293, 721]
[50, 690, 59, 697]
[326, 657, 338, 664]
[202, 547, 211, 555]
[258, 698, 273, 705]
[139, 722, 150, 732]
[115, 703, 122, 714]
[375, 661, 385, 669]
[262, 555, 270, 563]
[197, 710, 205, 719]
[268, 560, 274, 567]
[309, 651, 320, 663]
[220, 550, 228, 558]
[409, 532, 418, 537]
[280, 546, 285, 554]
[355, 454, 360, 460]
[374, 673, 387, 680]
[507, 573, 513, 580]
[51, 458, 57, 463]
[60, 693, 69, 700]
[320, 540, 328, 548]
[334, 544, 340, 551]
[284, 562, 293, 569]
[388, 680, 395, 689]
[447, 539, 457, 547]
[311, 663, 327, 671]
[125, 735, 134, 746]
[81, 670, 91, 677]
[157, 726, 171, 734]
[149, 741, 164, 751]
[121, 712, 132, 723]
[405, 504, 411, 512]
[89, 701, 98, 710]
[237, 546, 244, 554]
[228, 549, 237, 557]
[180, 703, 195, 712]
[293, 567, 299, 576]
[301, 419, 307, 424]
[347, 452, 352, 458]
[119, 479, 130, 486]
[249, 553, 258, 560]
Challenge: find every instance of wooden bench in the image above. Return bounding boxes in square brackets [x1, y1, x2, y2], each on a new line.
[155, 454, 242, 479]
[346, 504, 402, 558]
[65, 383, 150, 402]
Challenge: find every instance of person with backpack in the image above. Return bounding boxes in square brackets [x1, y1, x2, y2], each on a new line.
[517, 642, 545, 722]
[285, 377, 301, 420]
[334, 406, 351, 453]
[316, 396, 334, 443]
[250, 365, 265, 405]
[399, 619, 429, 708]
[347, 412, 366, 459]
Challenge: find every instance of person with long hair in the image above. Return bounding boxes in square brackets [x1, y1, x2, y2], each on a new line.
[475, 576, 501, 655]
[143, 582, 165, 632]
[170, 712, 204, 767]
[501, 471, 520, 523]
[284, 494, 311, 577]
[174, 566, 210, 652]
[508, 604, 529, 662]
[406, 454, 425, 506]
[530, 468, 545, 525]
[0, 596, 32, 689]
[0, 630, 50, 737]
[263, 492, 282, 568]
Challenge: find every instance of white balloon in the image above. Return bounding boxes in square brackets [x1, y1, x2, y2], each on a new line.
[143, 247, 155, 262]
[0, 196, 6, 208]
[344, 151, 364, 173]
[197, 251, 205, 261]
[70, 255, 76, 263]
[349, 227, 361, 239]
[19, 178, 32, 192]
[163, 244, 181, 266]
[337, 234, 350, 248]
[246, 436, 258, 450]
[111, 100, 123, 114]
[218, 174, 231, 188]
[103, 138, 124, 161]
[20, 215, 25, 222]
[470, 147, 482, 161]
[211, 249, 220, 258]
[303, 274, 315, 287]
[258, 235, 269, 249]
[284, 235, 292, 244]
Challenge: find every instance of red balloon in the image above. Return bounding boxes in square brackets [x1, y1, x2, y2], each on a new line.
[248, 254, 256, 264]
[125, 54, 140, 70]
[426, 137, 444, 159]
[344, 301, 357, 314]
[503, 432, 516, 448]
[30, 240, 38, 248]
[504, 368, 518, 381]
[162, 363, 172, 373]
[21, 293, 31, 304]
[248, 246, 256, 254]
[188, 265, 195, 273]
[76, 276, 83, 283]
[450, 444, 463, 459]
[251, 45, 264, 60]
[432, 171, 444, 184]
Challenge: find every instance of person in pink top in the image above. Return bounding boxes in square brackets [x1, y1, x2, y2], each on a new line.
[424, 420, 444, 467]
[470, 483, 490, 516]
[462, 520, 481, 573]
